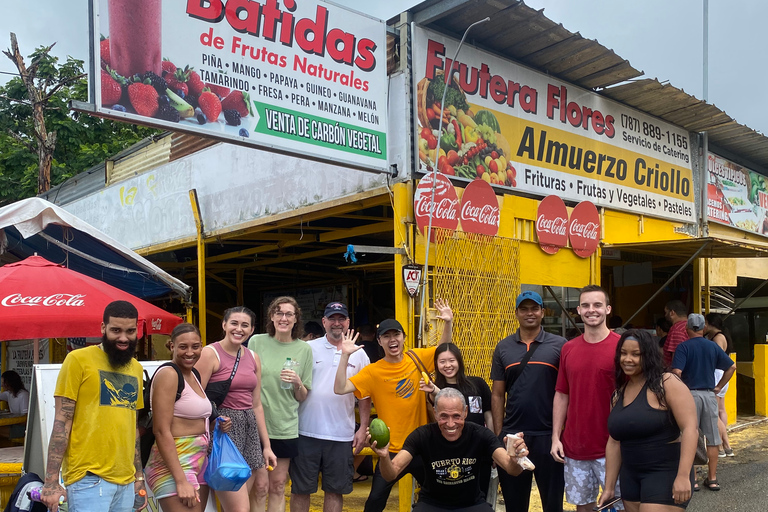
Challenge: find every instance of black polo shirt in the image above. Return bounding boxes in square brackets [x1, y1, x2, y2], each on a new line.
[490, 327, 566, 436]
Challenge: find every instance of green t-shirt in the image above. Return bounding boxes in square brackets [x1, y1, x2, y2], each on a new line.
[248, 333, 313, 439]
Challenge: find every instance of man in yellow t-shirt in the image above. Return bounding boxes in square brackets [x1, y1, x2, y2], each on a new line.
[41, 301, 147, 512]
[334, 300, 453, 512]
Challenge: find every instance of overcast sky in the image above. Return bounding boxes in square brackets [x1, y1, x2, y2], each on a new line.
[3, 0, 766, 136]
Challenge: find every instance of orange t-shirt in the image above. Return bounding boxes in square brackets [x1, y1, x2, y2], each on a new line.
[350, 346, 436, 452]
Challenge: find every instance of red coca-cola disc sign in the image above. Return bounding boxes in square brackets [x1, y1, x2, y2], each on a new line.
[536, 195, 568, 254]
[414, 172, 459, 241]
[569, 201, 600, 258]
[460, 179, 500, 236]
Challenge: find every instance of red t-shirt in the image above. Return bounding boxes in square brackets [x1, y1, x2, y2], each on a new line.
[663, 320, 688, 366]
[555, 331, 620, 460]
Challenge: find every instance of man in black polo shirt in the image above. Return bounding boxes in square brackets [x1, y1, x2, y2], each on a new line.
[491, 290, 566, 512]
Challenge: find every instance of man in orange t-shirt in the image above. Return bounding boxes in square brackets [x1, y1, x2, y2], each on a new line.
[334, 300, 452, 512]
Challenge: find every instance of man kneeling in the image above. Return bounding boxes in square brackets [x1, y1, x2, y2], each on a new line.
[370, 388, 529, 512]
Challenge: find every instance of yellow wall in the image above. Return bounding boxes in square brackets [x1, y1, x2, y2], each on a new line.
[601, 208, 690, 245]
[755, 345, 768, 416]
[725, 353, 737, 426]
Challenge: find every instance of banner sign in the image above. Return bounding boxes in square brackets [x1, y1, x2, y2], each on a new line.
[412, 27, 695, 223]
[91, 0, 388, 171]
[707, 153, 768, 235]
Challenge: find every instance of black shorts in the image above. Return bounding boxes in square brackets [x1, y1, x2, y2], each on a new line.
[620, 442, 693, 509]
[289, 435, 354, 495]
[271, 437, 299, 459]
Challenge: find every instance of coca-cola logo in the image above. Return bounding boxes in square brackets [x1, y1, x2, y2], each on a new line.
[459, 180, 499, 236]
[1, 293, 86, 307]
[569, 201, 600, 258]
[536, 196, 569, 254]
[414, 173, 459, 241]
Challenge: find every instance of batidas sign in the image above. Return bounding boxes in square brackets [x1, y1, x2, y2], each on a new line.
[413, 26, 695, 223]
[90, 0, 387, 171]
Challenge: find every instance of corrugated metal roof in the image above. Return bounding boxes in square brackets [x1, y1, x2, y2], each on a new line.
[38, 163, 106, 206]
[405, 0, 768, 171]
[407, 0, 643, 89]
[170, 133, 219, 161]
[601, 79, 768, 169]
[108, 133, 172, 185]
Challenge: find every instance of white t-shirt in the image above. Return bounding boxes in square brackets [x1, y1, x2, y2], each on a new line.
[298, 336, 369, 441]
[0, 389, 29, 414]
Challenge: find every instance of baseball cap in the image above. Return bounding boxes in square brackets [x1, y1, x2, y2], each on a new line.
[377, 319, 404, 337]
[515, 291, 543, 309]
[324, 302, 349, 318]
[687, 313, 705, 332]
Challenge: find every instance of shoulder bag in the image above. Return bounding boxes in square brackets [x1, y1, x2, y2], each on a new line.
[205, 346, 241, 408]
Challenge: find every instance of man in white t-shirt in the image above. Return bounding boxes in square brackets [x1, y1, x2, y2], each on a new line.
[289, 302, 371, 512]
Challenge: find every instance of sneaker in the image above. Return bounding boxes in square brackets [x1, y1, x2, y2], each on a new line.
[725, 448, 735, 457]
[718, 449, 726, 458]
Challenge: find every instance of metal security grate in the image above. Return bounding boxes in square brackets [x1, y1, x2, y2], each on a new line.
[430, 228, 521, 383]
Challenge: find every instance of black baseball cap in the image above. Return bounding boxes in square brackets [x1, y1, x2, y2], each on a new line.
[324, 302, 349, 318]
[377, 319, 404, 337]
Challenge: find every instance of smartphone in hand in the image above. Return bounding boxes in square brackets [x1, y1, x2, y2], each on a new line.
[593, 496, 621, 512]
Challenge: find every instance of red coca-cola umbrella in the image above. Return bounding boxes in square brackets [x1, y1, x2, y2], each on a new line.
[0, 255, 183, 342]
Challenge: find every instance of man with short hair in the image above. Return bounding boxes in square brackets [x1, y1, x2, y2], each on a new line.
[550, 285, 621, 512]
[371, 388, 530, 512]
[290, 302, 371, 512]
[663, 300, 689, 366]
[41, 300, 146, 512]
[491, 290, 566, 512]
[672, 313, 736, 491]
[301, 321, 324, 341]
[334, 300, 453, 512]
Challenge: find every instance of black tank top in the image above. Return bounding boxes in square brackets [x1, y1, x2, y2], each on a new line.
[607, 381, 680, 447]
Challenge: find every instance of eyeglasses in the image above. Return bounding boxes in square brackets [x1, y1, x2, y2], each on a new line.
[274, 311, 296, 319]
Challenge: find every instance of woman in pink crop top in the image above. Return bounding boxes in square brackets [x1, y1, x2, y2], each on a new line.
[196, 306, 276, 512]
[145, 323, 231, 512]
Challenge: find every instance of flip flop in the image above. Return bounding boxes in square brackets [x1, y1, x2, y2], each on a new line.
[703, 478, 720, 491]
[353, 475, 369, 482]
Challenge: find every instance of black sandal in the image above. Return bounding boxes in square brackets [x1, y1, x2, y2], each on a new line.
[703, 478, 720, 491]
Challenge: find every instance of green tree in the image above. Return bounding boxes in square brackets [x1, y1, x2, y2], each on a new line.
[0, 33, 158, 205]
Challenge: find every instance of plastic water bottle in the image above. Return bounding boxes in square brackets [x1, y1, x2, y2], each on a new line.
[133, 489, 147, 511]
[28, 486, 65, 505]
[281, 358, 293, 389]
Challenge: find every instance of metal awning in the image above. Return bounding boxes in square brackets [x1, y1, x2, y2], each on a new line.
[604, 236, 768, 259]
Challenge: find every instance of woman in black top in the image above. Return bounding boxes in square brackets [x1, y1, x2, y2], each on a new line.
[599, 330, 698, 511]
[704, 313, 734, 457]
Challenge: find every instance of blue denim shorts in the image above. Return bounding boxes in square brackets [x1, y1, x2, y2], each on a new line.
[67, 473, 135, 512]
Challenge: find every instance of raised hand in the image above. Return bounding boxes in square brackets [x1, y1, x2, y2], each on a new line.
[434, 298, 453, 323]
[340, 329, 362, 356]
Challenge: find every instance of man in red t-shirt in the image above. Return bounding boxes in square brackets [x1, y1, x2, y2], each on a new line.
[551, 285, 621, 512]
[663, 300, 689, 366]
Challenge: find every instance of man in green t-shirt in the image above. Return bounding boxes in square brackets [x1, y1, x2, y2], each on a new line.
[41, 301, 147, 512]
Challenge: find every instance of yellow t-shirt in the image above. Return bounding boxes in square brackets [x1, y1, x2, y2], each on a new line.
[349, 346, 436, 452]
[54, 345, 143, 486]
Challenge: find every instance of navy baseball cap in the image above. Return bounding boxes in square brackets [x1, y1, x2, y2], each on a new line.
[516, 291, 543, 309]
[324, 302, 349, 318]
[377, 319, 404, 337]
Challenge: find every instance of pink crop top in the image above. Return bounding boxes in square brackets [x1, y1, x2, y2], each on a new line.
[208, 342, 259, 410]
[151, 367, 212, 420]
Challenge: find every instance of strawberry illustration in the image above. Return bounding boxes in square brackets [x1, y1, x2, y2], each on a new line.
[205, 83, 230, 98]
[221, 90, 251, 118]
[100, 37, 110, 67]
[187, 69, 204, 96]
[128, 82, 159, 117]
[165, 68, 189, 96]
[161, 59, 177, 77]
[198, 89, 222, 123]
[101, 69, 123, 106]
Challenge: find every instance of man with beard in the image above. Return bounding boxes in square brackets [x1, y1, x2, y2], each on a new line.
[41, 301, 146, 512]
[290, 302, 371, 512]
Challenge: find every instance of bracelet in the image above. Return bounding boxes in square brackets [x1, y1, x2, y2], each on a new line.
[135, 476, 145, 482]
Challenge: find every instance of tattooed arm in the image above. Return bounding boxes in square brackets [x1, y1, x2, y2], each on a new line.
[41, 396, 75, 512]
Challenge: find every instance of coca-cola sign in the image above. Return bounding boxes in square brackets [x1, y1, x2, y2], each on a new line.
[1, 293, 87, 307]
[414, 172, 459, 241]
[536, 195, 569, 254]
[569, 201, 600, 258]
[459, 180, 500, 236]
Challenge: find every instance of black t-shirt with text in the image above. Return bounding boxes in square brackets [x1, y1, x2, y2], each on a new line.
[444, 376, 492, 427]
[402, 422, 502, 509]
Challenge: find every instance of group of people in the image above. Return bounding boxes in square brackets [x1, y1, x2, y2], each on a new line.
[35, 285, 737, 512]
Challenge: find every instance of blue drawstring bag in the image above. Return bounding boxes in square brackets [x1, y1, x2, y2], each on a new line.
[204, 417, 252, 491]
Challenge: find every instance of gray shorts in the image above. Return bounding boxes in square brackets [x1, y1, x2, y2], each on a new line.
[564, 457, 622, 508]
[289, 435, 354, 495]
[690, 389, 720, 446]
